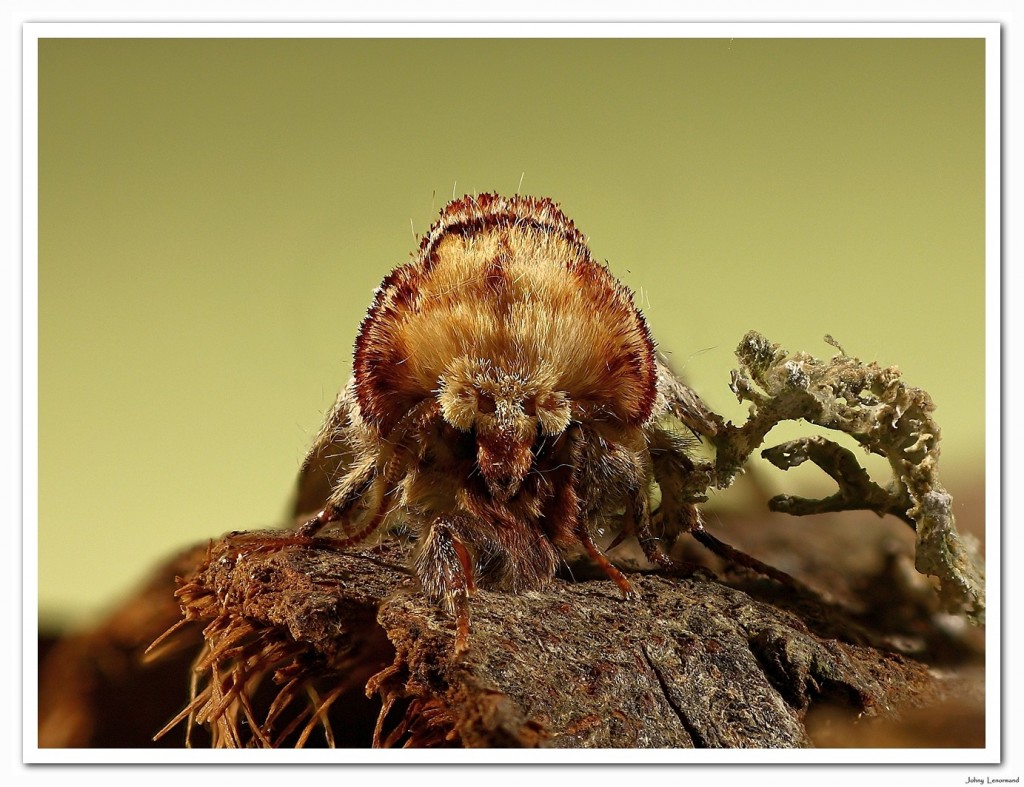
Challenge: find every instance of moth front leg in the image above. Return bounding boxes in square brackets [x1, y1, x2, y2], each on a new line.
[234, 464, 386, 555]
[623, 489, 676, 570]
[648, 423, 705, 547]
[575, 521, 638, 600]
[557, 424, 637, 600]
[296, 456, 378, 539]
[415, 516, 477, 654]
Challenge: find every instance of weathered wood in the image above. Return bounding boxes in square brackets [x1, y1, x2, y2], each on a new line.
[133, 529, 962, 748]
[38, 502, 985, 750]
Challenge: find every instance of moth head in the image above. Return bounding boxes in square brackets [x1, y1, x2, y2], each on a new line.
[437, 358, 572, 500]
[438, 357, 571, 434]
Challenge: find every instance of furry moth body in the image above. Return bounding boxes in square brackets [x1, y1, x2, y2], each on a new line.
[295, 194, 728, 651]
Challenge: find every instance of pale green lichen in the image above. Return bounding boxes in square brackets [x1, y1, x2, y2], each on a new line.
[705, 331, 984, 624]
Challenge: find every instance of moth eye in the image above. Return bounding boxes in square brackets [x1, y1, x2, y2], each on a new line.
[438, 382, 477, 431]
[536, 392, 562, 411]
[522, 396, 537, 416]
[478, 394, 497, 414]
[535, 391, 571, 435]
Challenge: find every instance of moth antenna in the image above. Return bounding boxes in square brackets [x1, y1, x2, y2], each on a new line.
[690, 525, 798, 588]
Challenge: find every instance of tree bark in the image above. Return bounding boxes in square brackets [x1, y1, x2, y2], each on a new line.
[39, 513, 983, 749]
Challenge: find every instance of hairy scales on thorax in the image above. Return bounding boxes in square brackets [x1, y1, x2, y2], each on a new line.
[291, 193, 742, 651]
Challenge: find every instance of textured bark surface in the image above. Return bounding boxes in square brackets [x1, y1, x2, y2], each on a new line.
[38, 506, 984, 749]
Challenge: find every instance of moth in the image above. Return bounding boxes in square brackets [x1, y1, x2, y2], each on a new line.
[290, 193, 777, 651]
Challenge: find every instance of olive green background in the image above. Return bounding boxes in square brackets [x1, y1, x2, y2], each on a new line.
[38, 37, 987, 628]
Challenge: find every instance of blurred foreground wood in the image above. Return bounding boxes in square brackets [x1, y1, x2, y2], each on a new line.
[38, 504, 984, 750]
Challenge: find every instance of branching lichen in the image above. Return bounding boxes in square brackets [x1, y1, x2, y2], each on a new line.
[701, 331, 984, 623]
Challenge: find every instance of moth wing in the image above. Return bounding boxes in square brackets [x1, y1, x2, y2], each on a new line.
[291, 378, 363, 520]
[653, 356, 723, 439]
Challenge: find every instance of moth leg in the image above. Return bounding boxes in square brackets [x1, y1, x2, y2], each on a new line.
[648, 423, 704, 546]
[623, 491, 675, 570]
[296, 507, 335, 538]
[618, 488, 711, 578]
[219, 462, 390, 560]
[557, 422, 637, 599]
[233, 473, 395, 558]
[576, 522, 637, 600]
[647, 423, 797, 585]
[296, 457, 377, 538]
[415, 516, 477, 654]
[651, 461, 799, 588]
[559, 423, 638, 599]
